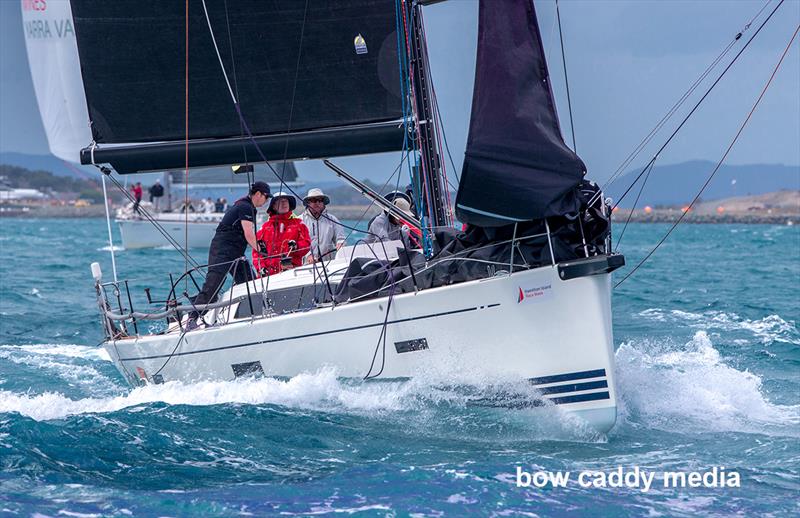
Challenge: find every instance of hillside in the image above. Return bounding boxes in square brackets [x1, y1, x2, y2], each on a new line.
[605, 160, 799, 208]
[0, 164, 109, 202]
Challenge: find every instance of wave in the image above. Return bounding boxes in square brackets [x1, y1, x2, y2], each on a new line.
[639, 308, 799, 345]
[0, 365, 603, 441]
[615, 331, 800, 434]
[0, 344, 118, 397]
[0, 343, 111, 361]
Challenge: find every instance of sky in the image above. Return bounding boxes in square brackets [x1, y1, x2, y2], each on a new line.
[1, 0, 798, 187]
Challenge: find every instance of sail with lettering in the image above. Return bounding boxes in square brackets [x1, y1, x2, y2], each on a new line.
[21, 0, 91, 163]
[455, 0, 586, 226]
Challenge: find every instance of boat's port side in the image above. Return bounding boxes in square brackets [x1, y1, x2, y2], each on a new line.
[103, 262, 619, 432]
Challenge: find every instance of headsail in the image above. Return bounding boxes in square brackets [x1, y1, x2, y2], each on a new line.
[21, 0, 91, 164]
[455, 0, 586, 227]
[64, 0, 404, 173]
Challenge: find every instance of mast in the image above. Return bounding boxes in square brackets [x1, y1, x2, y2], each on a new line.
[407, 2, 448, 229]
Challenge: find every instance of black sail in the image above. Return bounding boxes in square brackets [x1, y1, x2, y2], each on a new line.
[455, 0, 586, 226]
[69, 0, 404, 172]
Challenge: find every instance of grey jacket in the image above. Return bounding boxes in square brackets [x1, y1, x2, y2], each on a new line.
[301, 209, 346, 260]
[365, 213, 403, 243]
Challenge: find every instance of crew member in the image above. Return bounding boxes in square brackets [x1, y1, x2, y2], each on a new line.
[148, 180, 164, 211]
[186, 181, 271, 330]
[365, 198, 420, 247]
[300, 188, 346, 264]
[131, 182, 143, 215]
[253, 192, 311, 276]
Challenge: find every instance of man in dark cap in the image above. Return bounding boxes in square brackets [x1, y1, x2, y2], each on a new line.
[187, 181, 271, 330]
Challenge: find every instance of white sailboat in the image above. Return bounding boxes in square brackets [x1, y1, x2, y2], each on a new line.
[114, 166, 304, 249]
[25, 0, 624, 432]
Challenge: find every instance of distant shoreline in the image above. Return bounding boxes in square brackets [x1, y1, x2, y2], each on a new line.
[0, 204, 796, 225]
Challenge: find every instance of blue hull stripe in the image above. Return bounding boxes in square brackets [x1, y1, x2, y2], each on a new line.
[529, 368, 606, 386]
[549, 391, 611, 405]
[538, 380, 608, 395]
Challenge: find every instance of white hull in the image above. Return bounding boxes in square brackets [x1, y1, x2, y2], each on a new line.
[104, 262, 618, 432]
[117, 217, 219, 249]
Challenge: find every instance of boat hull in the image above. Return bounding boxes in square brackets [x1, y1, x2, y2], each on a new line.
[117, 217, 218, 249]
[104, 264, 618, 432]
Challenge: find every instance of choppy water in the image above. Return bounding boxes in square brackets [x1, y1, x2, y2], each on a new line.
[0, 218, 798, 516]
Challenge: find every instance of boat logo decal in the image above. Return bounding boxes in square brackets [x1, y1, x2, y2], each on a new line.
[517, 283, 552, 304]
[354, 33, 368, 55]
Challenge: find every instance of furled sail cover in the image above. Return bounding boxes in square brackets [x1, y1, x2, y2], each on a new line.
[21, 0, 91, 163]
[68, 0, 402, 144]
[455, 0, 586, 226]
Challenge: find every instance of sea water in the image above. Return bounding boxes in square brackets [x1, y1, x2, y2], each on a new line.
[0, 219, 797, 516]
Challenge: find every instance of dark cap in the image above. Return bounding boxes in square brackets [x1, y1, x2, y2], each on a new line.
[250, 181, 271, 197]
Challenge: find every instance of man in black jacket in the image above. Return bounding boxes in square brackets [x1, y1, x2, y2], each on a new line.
[187, 181, 271, 330]
[148, 180, 165, 211]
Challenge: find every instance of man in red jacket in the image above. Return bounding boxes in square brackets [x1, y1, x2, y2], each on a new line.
[253, 192, 311, 276]
[131, 182, 143, 215]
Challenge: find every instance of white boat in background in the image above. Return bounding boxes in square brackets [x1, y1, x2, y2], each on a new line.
[115, 166, 304, 249]
[26, 0, 625, 432]
[115, 205, 221, 249]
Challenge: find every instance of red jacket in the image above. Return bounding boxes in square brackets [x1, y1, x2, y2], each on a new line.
[253, 212, 311, 276]
[132, 184, 143, 200]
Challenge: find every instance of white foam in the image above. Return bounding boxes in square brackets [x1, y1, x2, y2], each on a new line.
[616, 331, 800, 434]
[639, 308, 799, 345]
[0, 344, 111, 362]
[97, 245, 124, 252]
[0, 365, 604, 442]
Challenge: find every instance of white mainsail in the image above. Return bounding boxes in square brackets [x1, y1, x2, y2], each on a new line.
[21, 0, 91, 163]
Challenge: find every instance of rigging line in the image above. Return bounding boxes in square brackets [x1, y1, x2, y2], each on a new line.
[198, 0, 303, 199]
[104, 173, 203, 271]
[401, 1, 434, 228]
[596, 38, 736, 200]
[593, 0, 775, 207]
[429, 80, 460, 186]
[185, 0, 190, 287]
[555, 0, 577, 152]
[418, 9, 453, 224]
[223, 0, 247, 167]
[278, 0, 311, 191]
[339, 155, 408, 245]
[615, 23, 799, 290]
[614, 159, 656, 252]
[200, 0, 237, 104]
[612, 0, 785, 209]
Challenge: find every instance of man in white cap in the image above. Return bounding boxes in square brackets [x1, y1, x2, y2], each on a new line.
[300, 188, 346, 263]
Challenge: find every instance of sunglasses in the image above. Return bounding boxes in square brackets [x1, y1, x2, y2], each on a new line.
[307, 198, 326, 203]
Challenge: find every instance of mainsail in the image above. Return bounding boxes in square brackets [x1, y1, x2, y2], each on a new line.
[21, 0, 91, 164]
[62, 0, 405, 174]
[455, 0, 586, 227]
